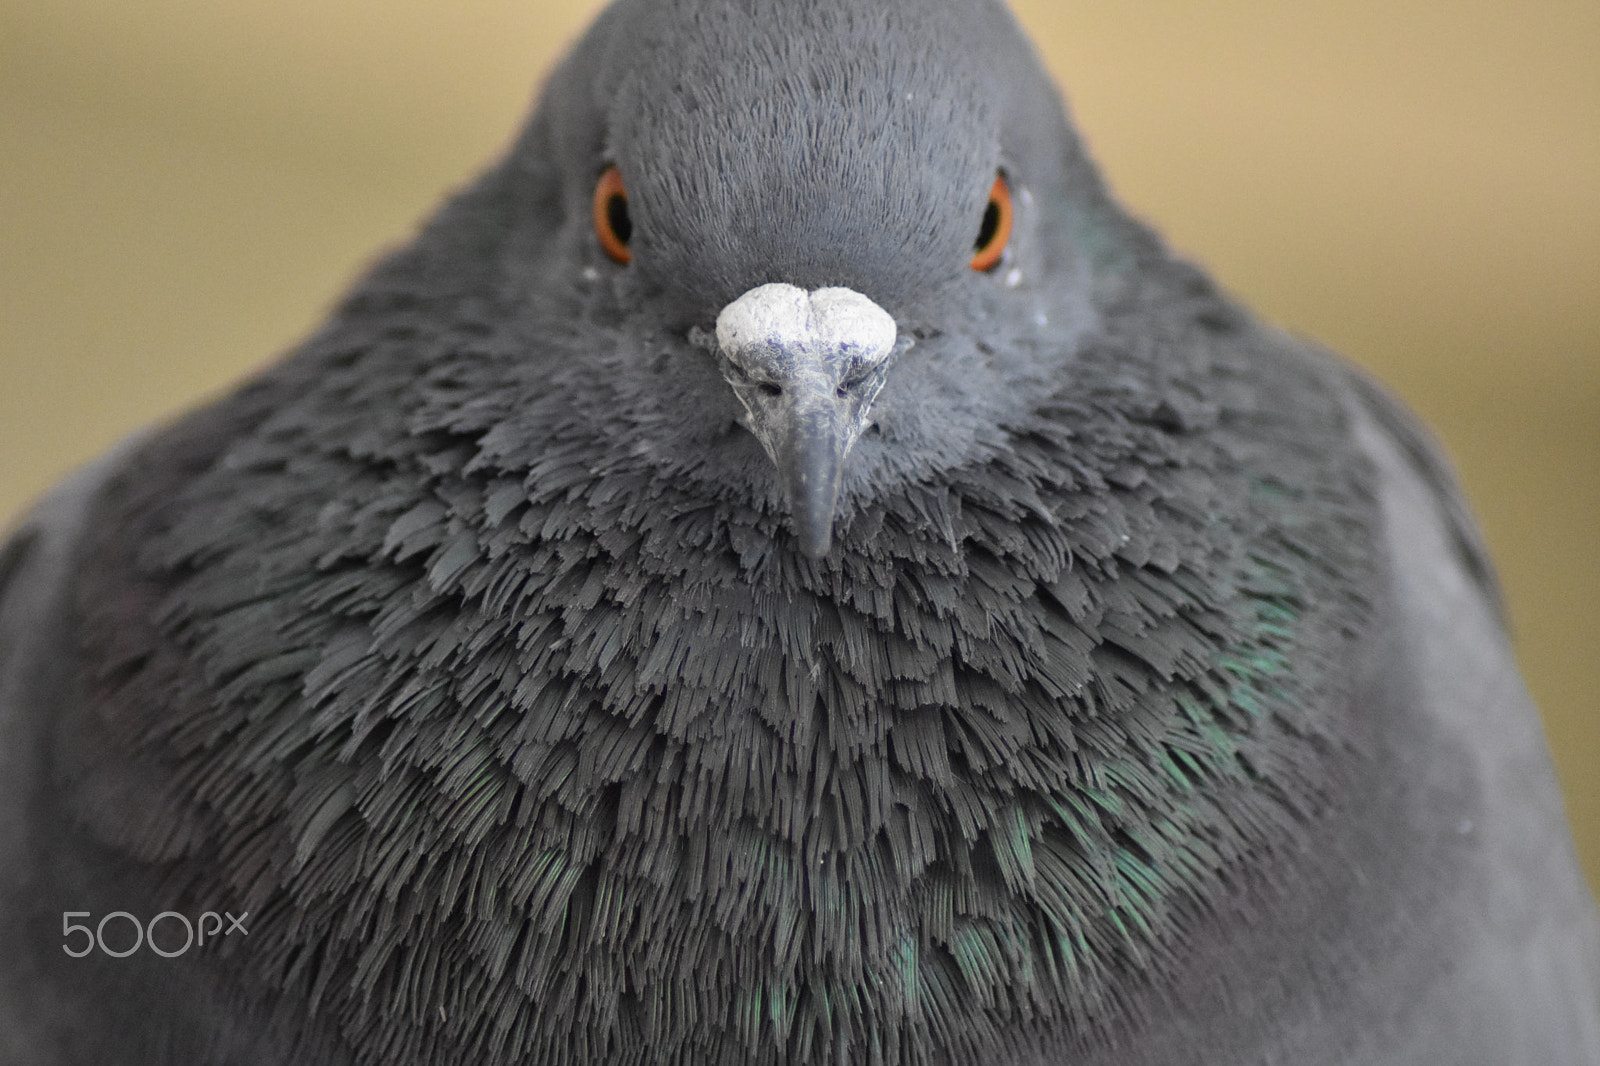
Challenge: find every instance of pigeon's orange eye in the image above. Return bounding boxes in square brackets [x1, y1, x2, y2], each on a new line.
[970, 172, 1012, 272]
[593, 164, 633, 264]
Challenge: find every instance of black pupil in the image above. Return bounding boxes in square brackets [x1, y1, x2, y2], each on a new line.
[606, 193, 632, 245]
[975, 198, 1000, 251]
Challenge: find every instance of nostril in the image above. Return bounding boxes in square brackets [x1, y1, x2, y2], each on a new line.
[759, 383, 782, 398]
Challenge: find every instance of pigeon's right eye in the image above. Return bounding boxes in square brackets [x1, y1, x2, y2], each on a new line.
[593, 165, 633, 264]
[970, 172, 1013, 272]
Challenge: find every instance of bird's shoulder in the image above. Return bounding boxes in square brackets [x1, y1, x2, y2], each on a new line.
[1214, 337, 1600, 1062]
[0, 439, 145, 1066]
[1340, 361, 1600, 1061]
[0, 438, 143, 834]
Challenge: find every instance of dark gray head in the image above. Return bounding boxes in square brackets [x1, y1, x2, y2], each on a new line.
[516, 0, 1119, 556]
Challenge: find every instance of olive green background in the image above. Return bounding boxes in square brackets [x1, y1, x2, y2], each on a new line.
[2, 1, 1595, 891]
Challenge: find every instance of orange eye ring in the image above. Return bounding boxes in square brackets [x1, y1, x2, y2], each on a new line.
[970, 172, 1013, 272]
[593, 164, 633, 264]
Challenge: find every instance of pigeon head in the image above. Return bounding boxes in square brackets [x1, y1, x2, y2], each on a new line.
[517, 0, 1113, 556]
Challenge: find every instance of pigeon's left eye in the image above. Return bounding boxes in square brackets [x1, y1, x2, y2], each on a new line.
[970, 172, 1013, 272]
[593, 164, 633, 264]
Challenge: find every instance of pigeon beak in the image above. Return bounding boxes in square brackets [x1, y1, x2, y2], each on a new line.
[769, 385, 851, 557]
[714, 283, 900, 557]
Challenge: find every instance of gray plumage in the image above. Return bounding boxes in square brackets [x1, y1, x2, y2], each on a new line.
[2, 0, 1597, 1063]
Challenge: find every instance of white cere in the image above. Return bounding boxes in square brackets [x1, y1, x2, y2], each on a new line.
[716, 283, 897, 379]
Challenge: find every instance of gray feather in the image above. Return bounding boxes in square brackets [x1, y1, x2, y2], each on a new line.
[2, 0, 1595, 1063]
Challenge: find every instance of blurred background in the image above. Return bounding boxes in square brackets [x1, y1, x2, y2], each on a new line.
[1, 0, 1594, 890]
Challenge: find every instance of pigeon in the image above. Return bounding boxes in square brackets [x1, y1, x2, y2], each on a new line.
[2, 0, 1597, 1062]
